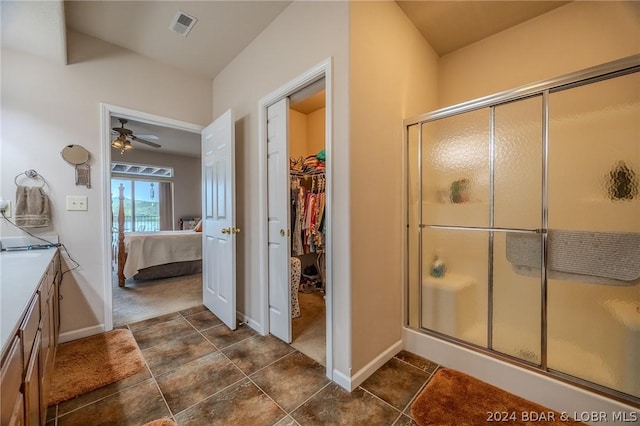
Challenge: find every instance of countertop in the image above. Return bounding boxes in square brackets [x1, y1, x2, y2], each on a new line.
[1, 248, 57, 354]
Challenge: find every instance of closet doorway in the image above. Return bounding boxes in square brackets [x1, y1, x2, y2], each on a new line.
[288, 84, 327, 365]
[260, 59, 333, 376]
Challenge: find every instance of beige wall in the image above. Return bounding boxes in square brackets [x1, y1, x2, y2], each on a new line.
[289, 109, 308, 161]
[350, 1, 439, 372]
[307, 107, 326, 155]
[211, 1, 351, 379]
[438, 1, 640, 107]
[1, 29, 212, 338]
[111, 149, 202, 227]
[290, 107, 326, 160]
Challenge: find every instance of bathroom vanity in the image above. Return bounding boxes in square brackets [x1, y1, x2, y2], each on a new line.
[0, 248, 61, 425]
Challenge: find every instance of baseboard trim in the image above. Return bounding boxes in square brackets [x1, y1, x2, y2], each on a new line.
[59, 325, 105, 344]
[350, 339, 403, 390]
[332, 368, 352, 391]
[333, 339, 403, 392]
[238, 312, 264, 335]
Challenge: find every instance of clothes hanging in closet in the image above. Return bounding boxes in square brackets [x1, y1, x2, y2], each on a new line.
[291, 173, 325, 256]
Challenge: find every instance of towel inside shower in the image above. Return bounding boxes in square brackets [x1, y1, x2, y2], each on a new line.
[506, 230, 640, 285]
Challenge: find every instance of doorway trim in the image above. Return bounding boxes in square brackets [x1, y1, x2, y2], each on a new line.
[257, 58, 334, 379]
[100, 103, 203, 332]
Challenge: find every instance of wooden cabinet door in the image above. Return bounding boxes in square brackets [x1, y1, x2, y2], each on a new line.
[1, 337, 24, 425]
[8, 392, 25, 426]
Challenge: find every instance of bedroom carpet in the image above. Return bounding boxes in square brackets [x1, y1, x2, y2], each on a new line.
[291, 291, 326, 365]
[113, 272, 202, 326]
[48, 329, 145, 405]
[411, 368, 580, 426]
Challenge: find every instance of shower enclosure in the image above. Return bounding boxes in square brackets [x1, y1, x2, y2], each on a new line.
[405, 55, 640, 404]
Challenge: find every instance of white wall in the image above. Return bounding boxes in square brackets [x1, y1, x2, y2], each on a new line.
[1, 29, 212, 338]
[211, 1, 351, 381]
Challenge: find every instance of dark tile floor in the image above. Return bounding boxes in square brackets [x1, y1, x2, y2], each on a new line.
[47, 305, 439, 426]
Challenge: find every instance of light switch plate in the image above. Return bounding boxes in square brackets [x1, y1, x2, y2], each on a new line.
[66, 195, 88, 211]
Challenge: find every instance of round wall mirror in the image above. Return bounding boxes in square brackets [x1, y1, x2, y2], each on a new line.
[61, 144, 90, 165]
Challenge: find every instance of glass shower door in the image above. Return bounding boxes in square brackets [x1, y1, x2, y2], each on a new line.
[420, 109, 490, 346]
[491, 96, 543, 364]
[547, 72, 640, 398]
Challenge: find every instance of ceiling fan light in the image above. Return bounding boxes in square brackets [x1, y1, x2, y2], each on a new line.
[111, 137, 124, 149]
[123, 140, 132, 150]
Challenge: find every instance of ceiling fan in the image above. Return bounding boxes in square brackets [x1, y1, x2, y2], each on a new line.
[111, 118, 161, 154]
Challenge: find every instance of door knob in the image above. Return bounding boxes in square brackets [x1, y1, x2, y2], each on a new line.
[280, 229, 285, 237]
[222, 227, 231, 234]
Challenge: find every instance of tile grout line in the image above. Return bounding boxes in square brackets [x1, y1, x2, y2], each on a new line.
[392, 353, 439, 376]
[244, 374, 294, 424]
[358, 385, 404, 419]
[141, 345, 179, 424]
[171, 375, 249, 419]
[398, 367, 440, 421]
[167, 322, 262, 420]
[244, 345, 299, 377]
[243, 349, 323, 411]
[288, 380, 334, 419]
[118, 310, 216, 423]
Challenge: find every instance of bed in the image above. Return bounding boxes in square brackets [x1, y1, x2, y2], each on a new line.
[116, 184, 202, 287]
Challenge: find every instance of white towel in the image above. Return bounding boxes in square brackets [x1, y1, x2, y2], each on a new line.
[15, 185, 50, 227]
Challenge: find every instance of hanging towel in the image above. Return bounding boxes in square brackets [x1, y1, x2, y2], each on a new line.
[15, 185, 51, 227]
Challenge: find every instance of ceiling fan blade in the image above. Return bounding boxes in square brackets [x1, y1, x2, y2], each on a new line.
[133, 133, 159, 140]
[131, 135, 161, 148]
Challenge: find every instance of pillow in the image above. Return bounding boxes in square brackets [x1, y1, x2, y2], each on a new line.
[194, 219, 203, 232]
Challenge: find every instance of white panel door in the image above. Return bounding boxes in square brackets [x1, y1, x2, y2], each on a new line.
[267, 98, 291, 342]
[202, 109, 237, 330]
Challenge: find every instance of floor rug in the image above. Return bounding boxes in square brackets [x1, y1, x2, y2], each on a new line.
[411, 368, 580, 426]
[48, 329, 145, 405]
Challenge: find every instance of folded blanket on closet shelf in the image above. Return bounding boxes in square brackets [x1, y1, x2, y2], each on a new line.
[15, 185, 51, 227]
[506, 230, 640, 285]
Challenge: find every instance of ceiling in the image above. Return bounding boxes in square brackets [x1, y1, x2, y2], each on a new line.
[396, 1, 570, 56]
[2, 0, 572, 156]
[64, 1, 292, 79]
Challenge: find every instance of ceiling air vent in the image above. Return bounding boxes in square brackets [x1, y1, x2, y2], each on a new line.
[169, 11, 197, 37]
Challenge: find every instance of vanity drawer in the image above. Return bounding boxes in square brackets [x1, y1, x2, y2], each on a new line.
[19, 293, 40, 371]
